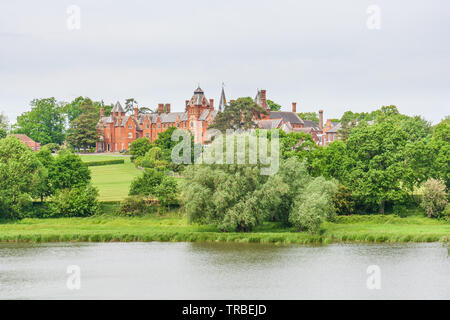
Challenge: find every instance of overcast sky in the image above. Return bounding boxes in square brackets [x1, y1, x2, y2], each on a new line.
[1, 0, 449, 124]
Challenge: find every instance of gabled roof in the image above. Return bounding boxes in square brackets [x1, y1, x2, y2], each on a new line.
[8, 134, 37, 143]
[258, 119, 283, 130]
[326, 122, 342, 133]
[190, 86, 210, 106]
[302, 120, 321, 130]
[111, 101, 125, 113]
[269, 111, 303, 125]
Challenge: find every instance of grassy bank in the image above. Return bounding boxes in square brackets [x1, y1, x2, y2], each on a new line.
[0, 214, 448, 244]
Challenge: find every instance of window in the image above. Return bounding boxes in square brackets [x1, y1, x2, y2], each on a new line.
[128, 132, 132, 138]
[157, 123, 160, 128]
[128, 124, 132, 129]
[146, 124, 149, 129]
[146, 133, 149, 138]
[190, 121, 194, 128]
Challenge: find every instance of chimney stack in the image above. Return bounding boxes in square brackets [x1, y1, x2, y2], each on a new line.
[165, 104, 171, 113]
[134, 106, 139, 117]
[100, 108, 104, 119]
[209, 99, 214, 109]
[319, 109, 324, 130]
[261, 89, 267, 109]
[158, 104, 164, 114]
[292, 102, 297, 113]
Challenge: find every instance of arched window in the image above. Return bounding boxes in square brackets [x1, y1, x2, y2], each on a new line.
[128, 132, 132, 138]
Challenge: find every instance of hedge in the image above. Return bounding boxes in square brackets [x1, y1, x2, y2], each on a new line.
[84, 159, 125, 167]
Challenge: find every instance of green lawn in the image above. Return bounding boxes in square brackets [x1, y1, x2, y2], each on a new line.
[0, 214, 448, 244]
[79, 154, 127, 162]
[89, 158, 142, 201]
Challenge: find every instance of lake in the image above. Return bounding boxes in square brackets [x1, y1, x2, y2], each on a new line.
[0, 242, 448, 299]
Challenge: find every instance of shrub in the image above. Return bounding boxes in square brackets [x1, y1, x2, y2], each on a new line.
[118, 196, 153, 216]
[42, 143, 60, 153]
[49, 152, 91, 190]
[85, 159, 124, 167]
[332, 184, 355, 215]
[50, 184, 99, 217]
[289, 177, 338, 233]
[443, 204, 450, 221]
[129, 138, 152, 158]
[420, 178, 448, 218]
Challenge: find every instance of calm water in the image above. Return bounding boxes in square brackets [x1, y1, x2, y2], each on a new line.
[0, 242, 448, 299]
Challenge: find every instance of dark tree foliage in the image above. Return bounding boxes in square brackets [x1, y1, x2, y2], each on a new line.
[66, 98, 99, 151]
[48, 151, 91, 190]
[13, 98, 66, 145]
[210, 97, 268, 132]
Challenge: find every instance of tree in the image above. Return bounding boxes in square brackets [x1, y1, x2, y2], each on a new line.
[129, 137, 152, 158]
[13, 98, 66, 145]
[267, 100, 282, 111]
[129, 168, 165, 197]
[125, 98, 138, 114]
[155, 176, 178, 211]
[0, 112, 8, 138]
[66, 98, 99, 151]
[50, 184, 99, 217]
[135, 146, 169, 170]
[279, 130, 318, 161]
[297, 112, 319, 123]
[48, 151, 91, 190]
[420, 178, 448, 218]
[64, 97, 114, 124]
[210, 97, 268, 132]
[129, 168, 178, 211]
[344, 119, 410, 213]
[0, 137, 42, 219]
[429, 118, 450, 188]
[34, 147, 56, 201]
[0, 112, 8, 130]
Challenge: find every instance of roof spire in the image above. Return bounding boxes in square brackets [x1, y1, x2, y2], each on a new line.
[218, 82, 226, 112]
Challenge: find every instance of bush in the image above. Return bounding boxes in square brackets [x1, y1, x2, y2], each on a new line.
[420, 178, 448, 218]
[85, 159, 125, 167]
[42, 143, 60, 153]
[443, 204, 450, 221]
[50, 184, 99, 217]
[129, 138, 152, 158]
[118, 196, 153, 216]
[332, 184, 355, 215]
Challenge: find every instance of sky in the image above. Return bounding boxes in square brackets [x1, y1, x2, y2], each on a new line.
[1, 0, 449, 124]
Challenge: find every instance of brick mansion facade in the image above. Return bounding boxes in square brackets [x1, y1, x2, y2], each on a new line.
[96, 86, 340, 152]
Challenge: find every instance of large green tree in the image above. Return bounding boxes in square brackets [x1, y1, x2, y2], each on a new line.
[13, 98, 66, 145]
[66, 98, 99, 151]
[210, 97, 268, 132]
[48, 151, 91, 190]
[0, 137, 42, 219]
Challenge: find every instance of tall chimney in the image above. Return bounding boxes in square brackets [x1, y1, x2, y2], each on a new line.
[134, 106, 138, 117]
[209, 99, 214, 109]
[165, 104, 171, 113]
[261, 90, 267, 109]
[319, 109, 324, 130]
[158, 104, 164, 114]
[100, 108, 104, 119]
[185, 100, 189, 111]
[292, 102, 297, 113]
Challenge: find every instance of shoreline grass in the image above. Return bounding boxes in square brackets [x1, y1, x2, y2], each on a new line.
[1, 214, 448, 245]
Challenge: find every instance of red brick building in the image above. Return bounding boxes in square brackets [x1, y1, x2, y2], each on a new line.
[8, 134, 41, 151]
[95, 86, 335, 152]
